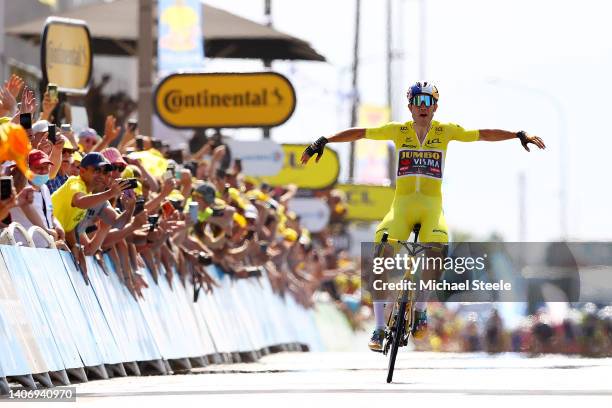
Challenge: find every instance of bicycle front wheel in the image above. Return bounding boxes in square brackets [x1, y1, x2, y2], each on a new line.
[386, 300, 406, 383]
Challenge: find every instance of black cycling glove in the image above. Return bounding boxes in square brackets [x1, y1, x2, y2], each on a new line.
[516, 130, 528, 149]
[304, 136, 329, 161]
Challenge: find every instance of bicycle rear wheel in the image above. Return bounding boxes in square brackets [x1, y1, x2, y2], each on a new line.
[386, 300, 406, 383]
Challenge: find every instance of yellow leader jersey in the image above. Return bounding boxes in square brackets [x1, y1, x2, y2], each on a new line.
[51, 176, 89, 233]
[366, 120, 479, 197]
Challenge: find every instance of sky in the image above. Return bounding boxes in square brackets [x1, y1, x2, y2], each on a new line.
[201, 0, 612, 242]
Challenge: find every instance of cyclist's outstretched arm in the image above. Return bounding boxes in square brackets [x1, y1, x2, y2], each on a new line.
[478, 129, 546, 151]
[301, 128, 366, 164]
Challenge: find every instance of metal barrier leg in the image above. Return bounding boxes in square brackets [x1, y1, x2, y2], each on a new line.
[0, 377, 10, 395]
[168, 358, 192, 374]
[206, 353, 223, 365]
[239, 351, 258, 363]
[66, 368, 88, 383]
[33, 372, 53, 388]
[230, 352, 242, 363]
[123, 362, 141, 376]
[138, 359, 168, 376]
[105, 363, 127, 378]
[49, 370, 70, 386]
[7, 375, 37, 390]
[189, 357, 207, 368]
[86, 365, 109, 380]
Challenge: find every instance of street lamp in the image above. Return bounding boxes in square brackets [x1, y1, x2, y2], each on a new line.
[487, 78, 568, 240]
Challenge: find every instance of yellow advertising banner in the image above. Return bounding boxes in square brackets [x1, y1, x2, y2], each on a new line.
[154, 72, 296, 128]
[259, 144, 339, 189]
[336, 184, 395, 221]
[42, 17, 92, 93]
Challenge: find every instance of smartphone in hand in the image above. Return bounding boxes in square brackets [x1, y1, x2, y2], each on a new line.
[19, 113, 32, 130]
[0, 176, 13, 200]
[47, 83, 59, 102]
[47, 124, 57, 144]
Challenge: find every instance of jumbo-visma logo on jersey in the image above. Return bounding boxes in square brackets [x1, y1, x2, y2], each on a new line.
[397, 149, 443, 179]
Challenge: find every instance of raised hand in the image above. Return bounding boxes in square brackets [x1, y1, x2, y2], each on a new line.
[5, 74, 24, 98]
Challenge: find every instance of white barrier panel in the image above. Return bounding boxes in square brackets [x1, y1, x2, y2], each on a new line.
[87, 256, 161, 363]
[177, 278, 218, 356]
[211, 266, 255, 353]
[0, 252, 48, 376]
[0, 246, 67, 373]
[0, 237, 326, 388]
[20, 247, 102, 369]
[59, 251, 124, 365]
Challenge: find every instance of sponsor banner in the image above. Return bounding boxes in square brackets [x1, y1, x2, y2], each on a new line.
[157, 0, 205, 75]
[336, 184, 394, 221]
[225, 139, 284, 177]
[287, 198, 330, 233]
[397, 149, 443, 179]
[154, 72, 296, 129]
[41, 17, 92, 93]
[260, 144, 339, 189]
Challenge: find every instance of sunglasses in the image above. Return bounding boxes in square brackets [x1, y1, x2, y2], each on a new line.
[410, 94, 436, 107]
[111, 164, 126, 172]
[92, 165, 112, 174]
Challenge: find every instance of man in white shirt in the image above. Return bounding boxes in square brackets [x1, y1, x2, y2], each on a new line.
[10, 149, 65, 247]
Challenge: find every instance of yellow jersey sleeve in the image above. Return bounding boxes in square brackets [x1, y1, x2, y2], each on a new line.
[365, 122, 400, 141]
[447, 123, 479, 142]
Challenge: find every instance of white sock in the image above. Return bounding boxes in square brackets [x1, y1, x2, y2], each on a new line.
[373, 301, 386, 329]
[414, 302, 427, 312]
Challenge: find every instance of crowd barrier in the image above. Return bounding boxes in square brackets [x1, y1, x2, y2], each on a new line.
[0, 223, 324, 393]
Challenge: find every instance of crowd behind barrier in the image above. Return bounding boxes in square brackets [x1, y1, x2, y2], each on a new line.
[0, 73, 367, 393]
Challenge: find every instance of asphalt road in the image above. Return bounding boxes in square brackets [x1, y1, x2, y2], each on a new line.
[15, 351, 612, 407]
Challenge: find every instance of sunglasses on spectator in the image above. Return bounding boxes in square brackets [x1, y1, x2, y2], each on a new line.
[110, 164, 126, 172]
[90, 166, 112, 174]
[410, 94, 436, 107]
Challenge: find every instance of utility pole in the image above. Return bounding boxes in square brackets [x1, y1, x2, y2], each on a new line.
[138, 0, 154, 136]
[348, 0, 361, 181]
[419, 0, 426, 79]
[262, 0, 272, 139]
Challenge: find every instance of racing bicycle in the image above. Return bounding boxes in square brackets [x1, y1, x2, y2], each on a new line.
[376, 224, 445, 383]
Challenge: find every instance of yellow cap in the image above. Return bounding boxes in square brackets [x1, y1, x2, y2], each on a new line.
[64, 138, 76, 150]
[72, 151, 83, 162]
[232, 212, 247, 228]
[282, 228, 298, 242]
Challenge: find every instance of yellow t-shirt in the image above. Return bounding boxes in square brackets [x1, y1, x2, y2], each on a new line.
[366, 120, 479, 197]
[51, 176, 89, 232]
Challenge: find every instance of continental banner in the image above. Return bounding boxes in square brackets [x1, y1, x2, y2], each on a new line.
[154, 72, 296, 129]
[258, 144, 339, 189]
[336, 184, 394, 221]
[41, 17, 92, 93]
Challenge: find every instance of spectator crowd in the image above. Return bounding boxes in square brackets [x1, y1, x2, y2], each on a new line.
[0, 73, 359, 310]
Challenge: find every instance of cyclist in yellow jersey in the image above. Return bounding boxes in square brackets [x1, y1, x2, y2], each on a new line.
[301, 81, 546, 351]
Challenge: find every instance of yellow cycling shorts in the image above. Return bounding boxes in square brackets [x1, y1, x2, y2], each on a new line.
[374, 193, 448, 244]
